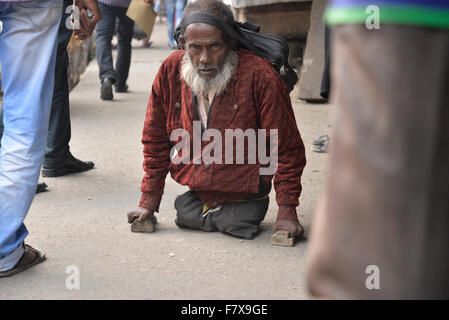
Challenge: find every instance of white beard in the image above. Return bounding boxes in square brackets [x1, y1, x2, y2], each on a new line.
[181, 50, 239, 97]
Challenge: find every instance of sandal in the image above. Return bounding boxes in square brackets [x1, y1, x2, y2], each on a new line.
[0, 244, 45, 278]
[36, 182, 48, 194]
[313, 140, 330, 153]
[312, 134, 330, 146]
[142, 40, 153, 48]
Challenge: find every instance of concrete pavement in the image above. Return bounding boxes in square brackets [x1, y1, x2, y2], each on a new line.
[0, 22, 331, 299]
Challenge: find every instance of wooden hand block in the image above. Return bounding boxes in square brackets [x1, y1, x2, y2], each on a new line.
[131, 218, 156, 233]
[271, 230, 295, 247]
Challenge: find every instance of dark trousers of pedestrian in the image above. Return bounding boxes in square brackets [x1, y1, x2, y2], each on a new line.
[95, 3, 134, 87]
[44, 13, 73, 166]
[0, 0, 73, 166]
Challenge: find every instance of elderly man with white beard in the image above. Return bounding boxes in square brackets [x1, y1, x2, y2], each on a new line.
[127, 0, 306, 242]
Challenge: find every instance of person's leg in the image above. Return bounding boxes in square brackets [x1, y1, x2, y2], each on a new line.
[1, 105, 48, 193]
[174, 190, 218, 232]
[95, 3, 116, 83]
[0, 100, 3, 146]
[0, 62, 3, 140]
[0, 0, 61, 271]
[174, 0, 186, 30]
[306, 25, 449, 299]
[115, 7, 134, 91]
[320, 25, 331, 100]
[160, 0, 166, 15]
[165, 0, 176, 48]
[44, 26, 72, 166]
[42, 5, 95, 177]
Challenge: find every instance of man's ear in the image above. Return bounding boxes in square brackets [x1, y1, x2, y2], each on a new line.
[179, 35, 186, 50]
[230, 37, 237, 50]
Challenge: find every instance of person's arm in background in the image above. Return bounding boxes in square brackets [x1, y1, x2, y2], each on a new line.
[74, 0, 102, 40]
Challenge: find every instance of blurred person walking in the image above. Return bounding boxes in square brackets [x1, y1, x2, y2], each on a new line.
[0, 0, 100, 278]
[96, 0, 134, 100]
[307, 0, 449, 299]
[165, 0, 186, 49]
[0, 0, 98, 181]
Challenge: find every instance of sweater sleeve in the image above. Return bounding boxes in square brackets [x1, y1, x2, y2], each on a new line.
[254, 61, 306, 211]
[139, 65, 172, 212]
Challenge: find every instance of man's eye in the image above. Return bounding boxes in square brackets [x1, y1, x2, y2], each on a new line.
[190, 44, 200, 50]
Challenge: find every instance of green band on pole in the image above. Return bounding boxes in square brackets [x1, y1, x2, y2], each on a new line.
[326, 5, 449, 29]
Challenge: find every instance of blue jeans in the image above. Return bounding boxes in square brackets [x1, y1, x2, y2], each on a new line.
[0, 0, 62, 271]
[166, 0, 186, 47]
[0, 0, 72, 167]
[95, 3, 134, 86]
[154, 0, 160, 14]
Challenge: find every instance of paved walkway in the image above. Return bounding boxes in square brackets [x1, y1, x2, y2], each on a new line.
[1, 22, 330, 299]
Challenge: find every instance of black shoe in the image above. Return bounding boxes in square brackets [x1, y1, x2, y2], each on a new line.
[101, 78, 113, 100]
[42, 154, 95, 177]
[36, 182, 48, 194]
[115, 83, 128, 93]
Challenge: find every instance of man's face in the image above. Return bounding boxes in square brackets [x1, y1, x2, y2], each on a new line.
[184, 23, 231, 80]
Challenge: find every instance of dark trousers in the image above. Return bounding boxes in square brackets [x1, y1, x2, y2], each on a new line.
[174, 190, 269, 240]
[0, 0, 72, 166]
[95, 3, 134, 86]
[45, 11, 73, 166]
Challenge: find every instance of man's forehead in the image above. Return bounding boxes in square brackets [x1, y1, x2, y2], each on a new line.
[185, 23, 225, 42]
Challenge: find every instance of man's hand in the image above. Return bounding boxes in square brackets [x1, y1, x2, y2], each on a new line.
[273, 220, 304, 239]
[127, 207, 157, 233]
[74, 0, 102, 40]
[127, 207, 156, 224]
